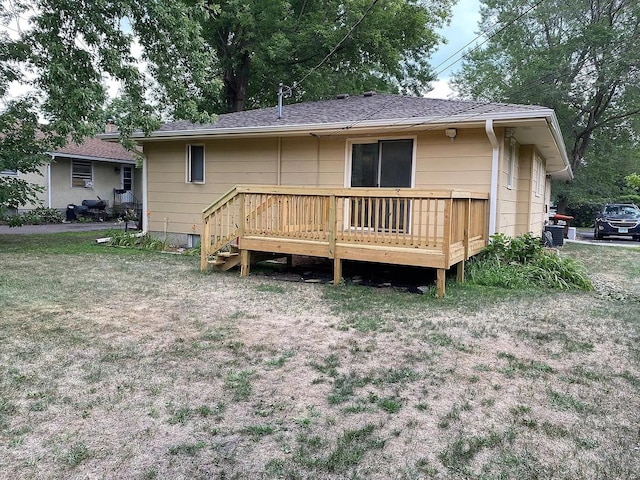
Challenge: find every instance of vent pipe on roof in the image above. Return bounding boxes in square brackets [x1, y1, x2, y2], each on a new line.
[363, 91, 376, 97]
[277, 83, 293, 119]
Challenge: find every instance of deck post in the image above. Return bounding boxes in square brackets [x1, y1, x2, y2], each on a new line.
[456, 261, 465, 283]
[464, 198, 471, 260]
[333, 257, 342, 285]
[328, 195, 336, 258]
[240, 249, 251, 277]
[436, 268, 446, 297]
[200, 216, 211, 272]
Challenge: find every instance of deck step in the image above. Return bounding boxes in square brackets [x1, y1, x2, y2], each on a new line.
[218, 251, 239, 258]
[208, 259, 226, 266]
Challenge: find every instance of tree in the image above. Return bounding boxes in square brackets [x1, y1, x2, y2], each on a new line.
[0, 0, 218, 209]
[200, 0, 454, 112]
[452, 0, 640, 208]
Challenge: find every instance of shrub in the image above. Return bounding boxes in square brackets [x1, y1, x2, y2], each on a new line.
[4, 207, 64, 227]
[106, 229, 164, 250]
[467, 233, 592, 290]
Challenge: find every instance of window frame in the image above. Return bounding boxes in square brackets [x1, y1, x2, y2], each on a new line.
[345, 136, 417, 189]
[1, 168, 18, 176]
[535, 157, 544, 197]
[71, 159, 93, 188]
[186, 144, 205, 184]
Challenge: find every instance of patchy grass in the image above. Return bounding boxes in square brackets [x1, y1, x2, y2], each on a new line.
[0, 233, 638, 478]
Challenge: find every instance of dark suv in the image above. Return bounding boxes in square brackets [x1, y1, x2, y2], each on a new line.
[594, 203, 640, 240]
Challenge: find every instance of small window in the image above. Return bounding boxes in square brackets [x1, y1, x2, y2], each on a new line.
[187, 145, 205, 183]
[535, 158, 543, 197]
[506, 139, 515, 189]
[122, 166, 133, 191]
[72, 160, 93, 188]
[1, 168, 18, 175]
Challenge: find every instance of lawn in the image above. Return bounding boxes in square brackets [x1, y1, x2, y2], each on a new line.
[0, 233, 638, 479]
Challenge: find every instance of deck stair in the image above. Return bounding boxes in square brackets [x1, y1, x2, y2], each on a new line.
[207, 244, 241, 271]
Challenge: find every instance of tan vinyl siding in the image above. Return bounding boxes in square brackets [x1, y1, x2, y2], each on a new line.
[414, 129, 493, 191]
[143, 128, 501, 238]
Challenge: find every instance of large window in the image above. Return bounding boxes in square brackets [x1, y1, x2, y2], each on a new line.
[349, 138, 414, 232]
[72, 160, 93, 188]
[187, 145, 205, 183]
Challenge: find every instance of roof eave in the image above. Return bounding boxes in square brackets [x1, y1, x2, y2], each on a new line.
[99, 108, 560, 142]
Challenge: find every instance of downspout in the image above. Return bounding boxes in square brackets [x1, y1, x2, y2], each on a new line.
[47, 156, 52, 208]
[485, 119, 499, 236]
[142, 153, 148, 232]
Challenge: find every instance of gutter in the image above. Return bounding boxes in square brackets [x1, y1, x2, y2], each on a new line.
[99, 109, 559, 142]
[485, 119, 500, 236]
[546, 114, 573, 180]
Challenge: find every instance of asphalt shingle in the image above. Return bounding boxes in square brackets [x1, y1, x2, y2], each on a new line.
[158, 94, 547, 132]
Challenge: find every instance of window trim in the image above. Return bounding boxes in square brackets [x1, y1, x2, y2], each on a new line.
[71, 159, 93, 188]
[1, 168, 18, 176]
[186, 144, 205, 184]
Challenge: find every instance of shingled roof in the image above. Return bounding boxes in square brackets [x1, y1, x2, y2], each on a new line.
[53, 137, 136, 163]
[158, 94, 549, 133]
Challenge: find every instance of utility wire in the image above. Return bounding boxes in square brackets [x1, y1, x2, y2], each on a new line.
[293, 0, 380, 89]
[326, 0, 549, 135]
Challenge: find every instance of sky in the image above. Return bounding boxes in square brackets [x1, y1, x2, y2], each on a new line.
[425, 0, 483, 99]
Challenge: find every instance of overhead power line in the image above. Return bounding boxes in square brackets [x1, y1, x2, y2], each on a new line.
[293, 0, 381, 90]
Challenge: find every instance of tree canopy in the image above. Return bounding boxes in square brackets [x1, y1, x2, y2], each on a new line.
[0, 0, 217, 208]
[452, 0, 640, 208]
[1, 0, 454, 209]
[201, 0, 453, 112]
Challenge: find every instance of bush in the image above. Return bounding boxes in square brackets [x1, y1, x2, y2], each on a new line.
[106, 229, 164, 250]
[4, 207, 64, 227]
[467, 233, 592, 290]
[565, 201, 602, 227]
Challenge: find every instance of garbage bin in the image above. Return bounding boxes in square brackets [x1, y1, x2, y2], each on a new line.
[544, 225, 564, 246]
[66, 204, 77, 221]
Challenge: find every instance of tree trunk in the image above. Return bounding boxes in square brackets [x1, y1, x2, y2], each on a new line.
[222, 53, 251, 112]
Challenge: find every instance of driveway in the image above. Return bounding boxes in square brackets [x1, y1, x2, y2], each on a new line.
[573, 230, 640, 247]
[0, 222, 119, 235]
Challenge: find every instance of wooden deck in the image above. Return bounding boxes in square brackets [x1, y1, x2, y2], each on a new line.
[201, 185, 489, 296]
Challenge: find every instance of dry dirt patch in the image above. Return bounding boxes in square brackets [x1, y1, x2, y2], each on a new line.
[0, 244, 639, 479]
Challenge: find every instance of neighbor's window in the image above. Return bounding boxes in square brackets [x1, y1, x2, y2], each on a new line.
[187, 145, 205, 183]
[506, 139, 515, 189]
[72, 160, 93, 187]
[1, 168, 17, 175]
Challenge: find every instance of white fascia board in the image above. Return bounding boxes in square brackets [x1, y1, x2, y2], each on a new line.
[50, 153, 136, 164]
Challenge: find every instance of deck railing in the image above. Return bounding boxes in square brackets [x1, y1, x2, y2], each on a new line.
[201, 185, 489, 284]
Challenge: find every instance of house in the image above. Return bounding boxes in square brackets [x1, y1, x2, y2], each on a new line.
[101, 93, 573, 295]
[2, 136, 141, 215]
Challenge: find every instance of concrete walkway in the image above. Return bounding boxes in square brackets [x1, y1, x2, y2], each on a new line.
[0, 222, 120, 235]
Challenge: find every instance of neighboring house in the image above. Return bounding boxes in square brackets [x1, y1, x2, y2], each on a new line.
[102, 93, 573, 294]
[2, 137, 141, 214]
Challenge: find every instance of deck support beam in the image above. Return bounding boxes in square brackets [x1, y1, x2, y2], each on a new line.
[333, 257, 342, 285]
[240, 250, 251, 277]
[437, 268, 446, 298]
[456, 261, 465, 283]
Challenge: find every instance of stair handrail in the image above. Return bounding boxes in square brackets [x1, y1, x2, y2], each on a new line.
[202, 185, 239, 218]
